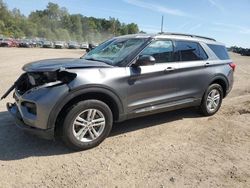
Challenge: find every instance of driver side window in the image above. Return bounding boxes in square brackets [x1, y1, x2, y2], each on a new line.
[140, 40, 174, 63]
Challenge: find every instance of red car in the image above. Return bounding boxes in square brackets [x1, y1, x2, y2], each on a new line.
[0, 39, 18, 47]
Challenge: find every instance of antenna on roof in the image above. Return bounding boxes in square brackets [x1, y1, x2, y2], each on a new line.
[160, 15, 164, 34]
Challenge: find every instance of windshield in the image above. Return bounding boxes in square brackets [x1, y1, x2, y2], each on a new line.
[83, 37, 147, 65]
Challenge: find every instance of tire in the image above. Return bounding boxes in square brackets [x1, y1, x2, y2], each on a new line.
[200, 84, 223, 116]
[62, 100, 113, 150]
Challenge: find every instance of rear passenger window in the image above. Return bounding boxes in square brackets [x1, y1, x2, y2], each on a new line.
[207, 44, 230, 60]
[174, 41, 208, 61]
[140, 40, 174, 63]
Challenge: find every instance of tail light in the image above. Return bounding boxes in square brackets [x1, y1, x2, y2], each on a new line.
[229, 63, 236, 71]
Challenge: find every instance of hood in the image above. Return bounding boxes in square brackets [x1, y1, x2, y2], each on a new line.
[22, 58, 112, 72]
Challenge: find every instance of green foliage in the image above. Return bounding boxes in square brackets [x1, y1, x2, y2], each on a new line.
[127, 23, 139, 34]
[0, 1, 139, 42]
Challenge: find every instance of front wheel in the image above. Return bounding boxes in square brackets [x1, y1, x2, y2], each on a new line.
[200, 84, 223, 116]
[62, 100, 113, 150]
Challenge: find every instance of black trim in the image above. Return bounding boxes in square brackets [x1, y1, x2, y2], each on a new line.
[127, 38, 210, 66]
[127, 99, 201, 120]
[7, 103, 54, 140]
[173, 40, 209, 62]
[209, 74, 229, 97]
[47, 85, 124, 129]
[125, 38, 155, 67]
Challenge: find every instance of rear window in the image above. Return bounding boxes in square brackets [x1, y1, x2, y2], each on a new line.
[174, 41, 208, 62]
[207, 44, 230, 60]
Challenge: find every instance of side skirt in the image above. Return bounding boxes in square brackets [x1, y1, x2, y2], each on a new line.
[125, 98, 201, 120]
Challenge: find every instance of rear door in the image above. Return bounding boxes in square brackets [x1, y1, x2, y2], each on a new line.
[173, 40, 211, 100]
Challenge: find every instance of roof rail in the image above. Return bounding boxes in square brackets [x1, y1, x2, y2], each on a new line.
[159, 32, 216, 41]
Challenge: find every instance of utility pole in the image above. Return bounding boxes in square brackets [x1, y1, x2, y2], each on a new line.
[161, 15, 164, 33]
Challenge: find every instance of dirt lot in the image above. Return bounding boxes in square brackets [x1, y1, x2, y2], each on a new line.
[0, 48, 249, 188]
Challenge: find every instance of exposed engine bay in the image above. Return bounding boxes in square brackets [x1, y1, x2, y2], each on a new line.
[1, 70, 76, 99]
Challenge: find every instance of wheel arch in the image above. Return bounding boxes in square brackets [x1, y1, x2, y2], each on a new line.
[47, 85, 124, 130]
[209, 75, 229, 97]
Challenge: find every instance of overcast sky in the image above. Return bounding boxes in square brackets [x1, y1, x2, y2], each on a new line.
[4, 0, 250, 47]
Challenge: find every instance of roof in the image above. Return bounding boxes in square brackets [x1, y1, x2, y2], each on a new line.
[116, 32, 223, 45]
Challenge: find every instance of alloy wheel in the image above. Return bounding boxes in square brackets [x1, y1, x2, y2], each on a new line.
[72, 109, 106, 142]
[206, 89, 221, 113]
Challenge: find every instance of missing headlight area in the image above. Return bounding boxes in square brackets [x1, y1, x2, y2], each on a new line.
[19, 71, 76, 94]
[1, 70, 76, 99]
[28, 72, 58, 86]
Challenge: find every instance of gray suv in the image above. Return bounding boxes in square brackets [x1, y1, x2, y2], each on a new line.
[2, 33, 235, 150]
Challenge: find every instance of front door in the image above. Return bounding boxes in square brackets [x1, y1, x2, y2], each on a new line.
[126, 39, 180, 114]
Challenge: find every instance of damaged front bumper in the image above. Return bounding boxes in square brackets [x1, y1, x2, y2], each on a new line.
[7, 102, 54, 139]
[5, 81, 70, 139]
[2, 69, 77, 139]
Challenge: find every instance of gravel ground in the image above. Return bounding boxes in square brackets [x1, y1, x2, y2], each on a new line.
[0, 48, 249, 188]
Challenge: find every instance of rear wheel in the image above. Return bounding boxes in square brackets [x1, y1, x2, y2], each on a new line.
[200, 84, 223, 116]
[62, 100, 113, 150]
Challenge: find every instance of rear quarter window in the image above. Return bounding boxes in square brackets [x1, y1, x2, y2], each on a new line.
[207, 44, 230, 60]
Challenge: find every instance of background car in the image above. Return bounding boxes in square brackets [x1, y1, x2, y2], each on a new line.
[80, 42, 89, 49]
[241, 49, 250, 56]
[31, 40, 38, 47]
[42, 41, 54, 48]
[0, 37, 3, 44]
[68, 41, 80, 49]
[54, 41, 66, 49]
[85, 43, 98, 52]
[0, 38, 17, 47]
[18, 39, 33, 48]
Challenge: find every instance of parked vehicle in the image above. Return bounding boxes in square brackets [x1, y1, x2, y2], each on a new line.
[54, 41, 66, 49]
[31, 40, 38, 47]
[0, 38, 17, 47]
[241, 49, 250, 56]
[2, 33, 235, 150]
[0, 38, 5, 46]
[85, 43, 98, 52]
[80, 42, 89, 50]
[42, 41, 54, 48]
[18, 39, 33, 48]
[36, 40, 44, 48]
[68, 41, 80, 49]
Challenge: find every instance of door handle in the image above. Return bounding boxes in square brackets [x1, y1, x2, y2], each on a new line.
[204, 62, 210, 67]
[164, 67, 175, 72]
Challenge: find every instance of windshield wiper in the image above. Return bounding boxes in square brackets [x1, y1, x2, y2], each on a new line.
[84, 57, 99, 61]
[84, 57, 112, 65]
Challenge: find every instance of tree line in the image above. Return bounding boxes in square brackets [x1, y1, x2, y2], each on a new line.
[0, 0, 140, 42]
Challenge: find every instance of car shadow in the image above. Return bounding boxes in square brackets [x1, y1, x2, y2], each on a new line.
[111, 108, 201, 137]
[0, 108, 201, 161]
[0, 111, 71, 161]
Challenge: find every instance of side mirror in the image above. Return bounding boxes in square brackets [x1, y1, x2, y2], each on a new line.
[135, 55, 156, 66]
